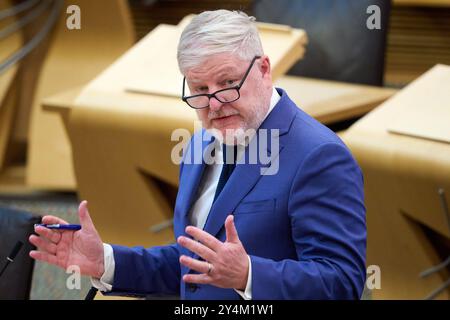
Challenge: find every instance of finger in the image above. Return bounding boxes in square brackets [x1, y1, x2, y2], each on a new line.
[182, 273, 211, 285]
[225, 215, 239, 243]
[185, 226, 222, 252]
[179, 255, 210, 274]
[34, 225, 61, 244]
[29, 234, 57, 255]
[29, 250, 58, 266]
[78, 200, 95, 232]
[177, 236, 216, 262]
[42, 215, 69, 225]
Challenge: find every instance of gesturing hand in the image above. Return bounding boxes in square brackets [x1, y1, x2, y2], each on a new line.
[177, 215, 249, 290]
[29, 200, 105, 279]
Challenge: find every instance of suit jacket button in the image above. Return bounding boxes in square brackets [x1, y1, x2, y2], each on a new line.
[187, 284, 198, 292]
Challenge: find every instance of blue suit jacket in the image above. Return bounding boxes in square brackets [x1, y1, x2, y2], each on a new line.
[110, 88, 366, 299]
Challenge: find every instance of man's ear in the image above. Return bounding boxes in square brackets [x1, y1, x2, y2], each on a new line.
[259, 55, 272, 89]
[259, 55, 272, 79]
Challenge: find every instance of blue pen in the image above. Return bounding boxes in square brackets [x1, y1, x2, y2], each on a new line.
[35, 224, 81, 231]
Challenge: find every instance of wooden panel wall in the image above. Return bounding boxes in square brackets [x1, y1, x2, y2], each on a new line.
[386, 4, 450, 85]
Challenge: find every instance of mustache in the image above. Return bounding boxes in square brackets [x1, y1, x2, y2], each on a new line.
[208, 109, 239, 120]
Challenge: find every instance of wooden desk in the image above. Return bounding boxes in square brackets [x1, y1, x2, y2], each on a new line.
[275, 76, 397, 124]
[342, 64, 450, 299]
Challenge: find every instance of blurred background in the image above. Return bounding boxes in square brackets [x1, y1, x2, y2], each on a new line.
[0, 0, 449, 300]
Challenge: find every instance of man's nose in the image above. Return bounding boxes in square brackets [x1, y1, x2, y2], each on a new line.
[209, 96, 223, 111]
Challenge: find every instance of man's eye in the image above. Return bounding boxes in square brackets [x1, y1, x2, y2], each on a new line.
[196, 86, 208, 92]
[225, 79, 237, 86]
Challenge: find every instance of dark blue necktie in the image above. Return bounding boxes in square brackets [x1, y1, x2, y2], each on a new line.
[213, 144, 238, 202]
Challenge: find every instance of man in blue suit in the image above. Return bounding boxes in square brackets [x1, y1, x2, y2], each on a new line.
[29, 10, 366, 299]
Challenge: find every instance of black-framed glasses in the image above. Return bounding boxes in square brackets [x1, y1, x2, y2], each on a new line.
[182, 56, 261, 109]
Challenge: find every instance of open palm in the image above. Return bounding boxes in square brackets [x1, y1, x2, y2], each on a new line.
[29, 201, 105, 279]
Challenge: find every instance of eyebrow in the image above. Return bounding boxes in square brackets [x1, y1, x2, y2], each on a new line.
[216, 67, 239, 77]
[188, 66, 240, 84]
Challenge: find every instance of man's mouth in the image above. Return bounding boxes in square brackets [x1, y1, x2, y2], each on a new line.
[210, 114, 239, 127]
[213, 115, 232, 120]
[210, 112, 238, 120]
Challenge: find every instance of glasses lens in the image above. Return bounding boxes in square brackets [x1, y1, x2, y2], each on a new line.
[216, 88, 239, 103]
[186, 95, 210, 109]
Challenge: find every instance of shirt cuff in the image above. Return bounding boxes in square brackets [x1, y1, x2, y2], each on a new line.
[90, 243, 115, 292]
[234, 255, 252, 300]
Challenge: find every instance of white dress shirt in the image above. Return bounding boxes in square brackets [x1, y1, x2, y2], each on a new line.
[92, 87, 281, 299]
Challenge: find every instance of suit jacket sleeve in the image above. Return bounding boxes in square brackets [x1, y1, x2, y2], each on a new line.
[109, 243, 181, 296]
[251, 142, 367, 299]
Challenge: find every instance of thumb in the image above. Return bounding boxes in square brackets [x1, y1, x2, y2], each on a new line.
[225, 215, 239, 243]
[78, 200, 96, 232]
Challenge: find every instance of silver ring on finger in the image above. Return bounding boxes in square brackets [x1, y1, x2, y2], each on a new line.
[207, 262, 213, 275]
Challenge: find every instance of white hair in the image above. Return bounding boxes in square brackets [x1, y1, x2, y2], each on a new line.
[177, 10, 264, 75]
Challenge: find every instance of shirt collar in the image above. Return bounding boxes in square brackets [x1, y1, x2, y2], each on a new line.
[266, 86, 281, 123]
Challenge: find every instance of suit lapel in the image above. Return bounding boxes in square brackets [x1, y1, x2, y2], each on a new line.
[202, 143, 284, 238]
[175, 130, 215, 237]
